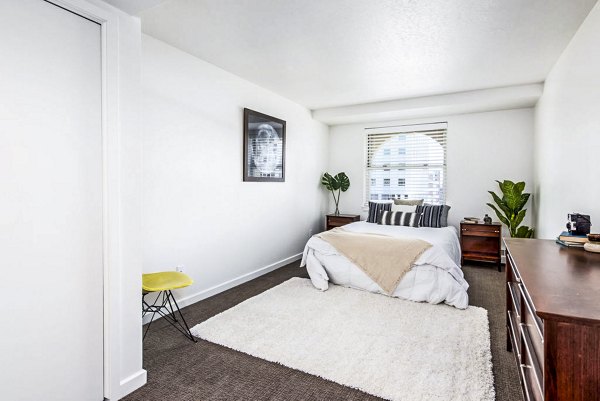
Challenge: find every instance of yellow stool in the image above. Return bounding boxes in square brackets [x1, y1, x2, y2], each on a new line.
[142, 271, 196, 342]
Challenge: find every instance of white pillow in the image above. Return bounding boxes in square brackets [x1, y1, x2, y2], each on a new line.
[391, 203, 417, 213]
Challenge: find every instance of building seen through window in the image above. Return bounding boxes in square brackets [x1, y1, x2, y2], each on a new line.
[366, 128, 446, 204]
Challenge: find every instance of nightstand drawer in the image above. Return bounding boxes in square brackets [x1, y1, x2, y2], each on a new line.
[325, 214, 360, 230]
[461, 224, 501, 234]
[328, 216, 352, 226]
[462, 235, 500, 252]
[461, 229, 501, 238]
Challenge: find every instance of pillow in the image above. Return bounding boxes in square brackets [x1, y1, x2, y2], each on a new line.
[391, 203, 417, 213]
[378, 211, 421, 227]
[367, 201, 392, 223]
[393, 198, 424, 206]
[416, 204, 451, 228]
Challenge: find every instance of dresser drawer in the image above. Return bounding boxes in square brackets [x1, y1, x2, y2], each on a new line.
[521, 323, 544, 401]
[506, 252, 519, 279]
[519, 283, 544, 343]
[506, 254, 522, 355]
[508, 309, 521, 357]
[520, 360, 543, 401]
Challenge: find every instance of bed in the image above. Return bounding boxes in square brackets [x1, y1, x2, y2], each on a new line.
[300, 221, 469, 309]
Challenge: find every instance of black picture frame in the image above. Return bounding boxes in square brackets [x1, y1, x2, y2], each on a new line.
[243, 108, 286, 182]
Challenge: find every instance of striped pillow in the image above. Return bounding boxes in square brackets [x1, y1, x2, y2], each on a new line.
[367, 201, 392, 223]
[377, 211, 421, 227]
[416, 204, 451, 228]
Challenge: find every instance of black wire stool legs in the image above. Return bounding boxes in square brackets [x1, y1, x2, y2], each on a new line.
[142, 290, 197, 342]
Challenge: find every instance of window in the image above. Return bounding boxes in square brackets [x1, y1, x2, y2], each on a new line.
[365, 125, 447, 205]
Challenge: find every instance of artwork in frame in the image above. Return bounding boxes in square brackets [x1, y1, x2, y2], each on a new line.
[243, 108, 286, 182]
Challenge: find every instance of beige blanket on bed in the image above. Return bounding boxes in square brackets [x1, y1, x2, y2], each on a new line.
[316, 227, 432, 295]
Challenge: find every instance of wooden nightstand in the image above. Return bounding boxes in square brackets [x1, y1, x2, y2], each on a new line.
[326, 214, 360, 231]
[460, 221, 502, 271]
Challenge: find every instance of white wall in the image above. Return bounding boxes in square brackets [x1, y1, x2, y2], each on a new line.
[534, 2, 600, 239]
[141, 35, 329, 305]
[328, 109, 535, 232]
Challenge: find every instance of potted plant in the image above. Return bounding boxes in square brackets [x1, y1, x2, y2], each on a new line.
[321, 172, 350, 215]
[487, 180, 534, 238]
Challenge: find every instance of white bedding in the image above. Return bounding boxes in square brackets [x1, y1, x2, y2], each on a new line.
[300, 221, 469, 309]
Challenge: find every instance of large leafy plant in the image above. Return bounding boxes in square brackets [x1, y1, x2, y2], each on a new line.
[321, 172, 350, 215]
[487, 180, 534, 238]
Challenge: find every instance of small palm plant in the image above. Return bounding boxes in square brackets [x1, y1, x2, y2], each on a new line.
[487, 180, 534, 238]
[321, 172, 350, 215]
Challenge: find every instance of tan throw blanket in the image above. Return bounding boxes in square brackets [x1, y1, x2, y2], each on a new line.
[316, 228, 432, 295]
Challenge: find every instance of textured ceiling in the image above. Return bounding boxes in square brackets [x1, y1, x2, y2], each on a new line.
[140, 0, 597, 109]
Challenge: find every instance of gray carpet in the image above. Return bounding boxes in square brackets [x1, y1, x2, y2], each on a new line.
[124, 262, 522, 401]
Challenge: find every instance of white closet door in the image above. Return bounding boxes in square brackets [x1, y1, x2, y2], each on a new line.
[0, 1, 103, 400]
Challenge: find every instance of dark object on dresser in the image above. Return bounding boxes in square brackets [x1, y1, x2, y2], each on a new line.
[505, 238, 600, 401]
[566, 213, 591, 235]
[460, 221, 502, 271]
[483, 214, 492, 224]
[326, 214, 360, 231]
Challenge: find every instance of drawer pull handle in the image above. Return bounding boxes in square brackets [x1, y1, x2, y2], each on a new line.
[520, 364, 532, 370]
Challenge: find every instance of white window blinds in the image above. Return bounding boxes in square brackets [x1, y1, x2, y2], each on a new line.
[365, 125, 447, 205]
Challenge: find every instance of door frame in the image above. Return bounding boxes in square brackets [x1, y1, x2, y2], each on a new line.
[44, 0, 141, 399]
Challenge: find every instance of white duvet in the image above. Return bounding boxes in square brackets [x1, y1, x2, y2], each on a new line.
[300, 221, 469, 309]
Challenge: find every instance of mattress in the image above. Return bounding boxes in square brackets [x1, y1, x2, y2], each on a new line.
[300, 221, 469, 309]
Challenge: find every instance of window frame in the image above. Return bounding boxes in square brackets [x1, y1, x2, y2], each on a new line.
[363, 123, 447, 208]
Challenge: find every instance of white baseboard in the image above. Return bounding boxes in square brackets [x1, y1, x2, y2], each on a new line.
[143, 253, 302, 325]
[116, 369, 147, 400]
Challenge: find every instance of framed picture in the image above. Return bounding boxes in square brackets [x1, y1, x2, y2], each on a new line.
[243, 108, 286, 182]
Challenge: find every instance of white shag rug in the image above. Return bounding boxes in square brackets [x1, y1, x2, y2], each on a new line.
[191, 278, 494, 401]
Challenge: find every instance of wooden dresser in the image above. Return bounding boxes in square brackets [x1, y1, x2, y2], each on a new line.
[504, 239, 600, 401]
[460, 221, 502, 271]
[325, 214, 360, 231]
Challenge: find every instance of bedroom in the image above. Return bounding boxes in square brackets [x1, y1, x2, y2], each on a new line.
[1, 0, 600, 400]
